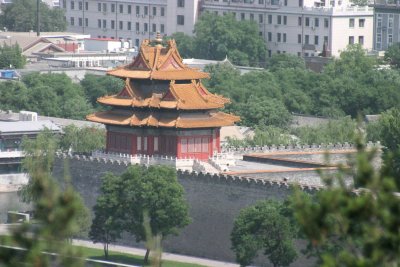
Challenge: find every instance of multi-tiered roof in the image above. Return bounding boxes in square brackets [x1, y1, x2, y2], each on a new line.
[87, 36, 239, 128]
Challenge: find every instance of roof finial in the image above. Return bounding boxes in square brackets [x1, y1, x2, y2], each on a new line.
[154, 32, 163, 47]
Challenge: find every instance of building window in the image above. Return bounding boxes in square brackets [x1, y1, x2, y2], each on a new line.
[85, 18, 88, 27]
[152, 23, 156, 32]
[324, 18, 329, 28]
[299, 0, 303, 6]
[268, 32, 272, 41]
[153, 6, 156, 16]
[143, 137, 147, 151]
[314, 18, 319, 27]
[119, 4, 123, 13]
[78, 1, 82, 10]
[85, 1, 88, 10]
[305, 34, 309, 44]
[188, 138, 194, 153]
[119, 21, 123, 30]
[136, 6, 140, 15]
[181, 138, 187, 153]
[359, 18, 365, 27]
[241, 13, 245, 20]
[324, 36, 328, 44]
[98, 19, 101, 28]
[144, 23, 148, 32]
[283, 16, 287, 25]
[128, 5, 131, 14]
[268, 14, 272, 24]
[377, 33, 382, 43]
[283, 33, 286, 42]
[135, 22, 139, 31]
[102, 19, 106, 28]
[70, 17, 74, 26]
[98, 3, 101, 11]
[202, 138, 209, 152]
[78, 17, 82, 26]
[277, 33, 281, 42]
[358, 36, 364, 45]
[305, 17, 310, 26]
[102, 3, 107, 12]
[298, 34, 302, 43]
[314, 35, 319, 45]
[70, 1, 74, 9]
[388, 15, 393, 28]
[111, 20, 115, 29]
[127, 22, 131, 30]
[298, 17, 302, 26]
[349, 36, 354, 44]
[177, 15, 185, 25]
[144, 6, 148, 15]
[259, 0, 264, 3]
[268, 50, 272, 57]
[160, 24, 165, 33]
[250, 13, 254, 21]
[349, 18, 354, 28]
[161, 7, 165, 16]
[259, 14, 263, 23]
[277, 15, 281, 24]
[377, 15, 382, 28]
[388, 34, 393, 44]
[177, 0, 185, 7]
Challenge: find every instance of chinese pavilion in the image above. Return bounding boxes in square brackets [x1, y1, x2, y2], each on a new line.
[87, 35, 239, 160]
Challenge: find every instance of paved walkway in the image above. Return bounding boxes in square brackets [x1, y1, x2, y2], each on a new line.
[72, 239, 240, 267]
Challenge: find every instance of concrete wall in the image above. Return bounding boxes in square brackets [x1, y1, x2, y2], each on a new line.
[52, 156, 317, 266]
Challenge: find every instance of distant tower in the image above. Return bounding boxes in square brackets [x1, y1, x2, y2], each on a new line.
[87, 34, 239, 160]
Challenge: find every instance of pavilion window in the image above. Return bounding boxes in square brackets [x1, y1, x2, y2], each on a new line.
[181, 138, 187, 153]
[154, 137, 159, 152]
[195, 138, 202, 152]
[137, 136, 142, 151]
[188, 138, 195, 153]
[202, 137, 209, 152]
[143, 137, 148, 151]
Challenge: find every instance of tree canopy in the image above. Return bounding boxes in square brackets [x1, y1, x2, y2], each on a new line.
[231, 200, 297, 267]
[90, 165, 190, 263]
[169, 13, 267, 67]
[384, 42, 400, 68]
[0, 0, 66, 32]
[0, 43, 26, 69]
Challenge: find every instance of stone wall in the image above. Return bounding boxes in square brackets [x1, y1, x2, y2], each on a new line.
[52, 155, 317, 266]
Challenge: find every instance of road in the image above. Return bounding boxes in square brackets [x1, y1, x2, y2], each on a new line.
[72, 239, 240, 267]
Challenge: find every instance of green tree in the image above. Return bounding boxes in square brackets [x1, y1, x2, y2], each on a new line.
[193, 13, 266, 66]
[89, 172, 123, 259]
[376, 108, 400, 152]
[384, 42, 400, 68]
[0, 130, 85, 267]
[0, 0, 66, 32]
[231, 200, 297, 267]
[59, 125, 106, 153]
[292, 137, 400, 266]
[166, 32, 195, 58]
[267, 53, 306, 71]
[91, 165, 190, 264]
[0, 43, 26, 69]
[80, 74, 124, 108]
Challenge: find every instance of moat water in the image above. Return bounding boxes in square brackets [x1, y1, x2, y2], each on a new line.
[0, 192, 31, 223]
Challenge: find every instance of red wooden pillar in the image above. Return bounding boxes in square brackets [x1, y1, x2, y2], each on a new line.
[148, 136, 154, 155]
[130, 134, 137, 155]
[216, 129, 221, 153]
[177, 136, 181, 159]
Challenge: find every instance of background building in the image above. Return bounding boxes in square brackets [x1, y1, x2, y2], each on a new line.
[63, 0, 373, 57]
[372, 0, 400, 52]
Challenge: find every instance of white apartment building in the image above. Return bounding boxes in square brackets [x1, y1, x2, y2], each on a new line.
[63, 0, 373, 57]
[62, 0, 200, 48]
[202, 0, 373, 57]
[372, 0, 400, 51]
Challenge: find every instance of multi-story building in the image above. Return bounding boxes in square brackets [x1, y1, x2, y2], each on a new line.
[63, 0, 373, 57]
[372, 0, 399, 51]
[62, 0, 200, 48]
[202, 0, 373, 57]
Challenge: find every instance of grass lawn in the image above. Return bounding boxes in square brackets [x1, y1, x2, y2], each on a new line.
[77, 245, 207, 267]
